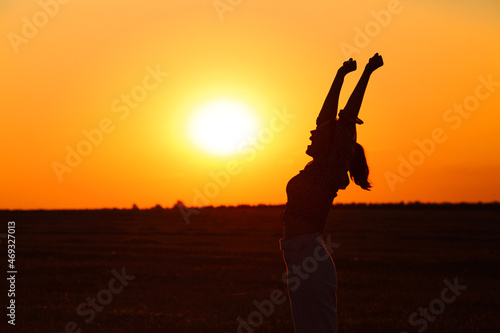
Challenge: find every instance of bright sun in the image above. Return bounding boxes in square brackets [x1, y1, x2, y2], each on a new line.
[188, 99, 260, 156]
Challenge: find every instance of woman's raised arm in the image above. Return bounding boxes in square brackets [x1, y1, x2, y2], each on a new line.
[316, 58, 357, 126]
[340, 53, 383, 122]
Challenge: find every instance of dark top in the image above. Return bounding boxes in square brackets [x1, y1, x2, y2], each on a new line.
[283, 109, 357, 233]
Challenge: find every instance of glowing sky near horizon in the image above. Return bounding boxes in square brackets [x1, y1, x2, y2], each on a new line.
[1, 0, 499, 209]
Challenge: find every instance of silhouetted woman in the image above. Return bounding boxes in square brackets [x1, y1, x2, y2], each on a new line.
[280, 53, 383, 333]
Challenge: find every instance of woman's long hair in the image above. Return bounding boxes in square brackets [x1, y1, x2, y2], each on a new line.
[349, 143, 372, 190]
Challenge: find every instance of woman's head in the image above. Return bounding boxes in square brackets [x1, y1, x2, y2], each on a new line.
[306, 122, 372, 190]
[349, 143, 372, 190]
[306, 121, 335, 159]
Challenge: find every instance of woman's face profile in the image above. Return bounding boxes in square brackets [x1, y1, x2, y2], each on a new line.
[306, 122, 331, 158]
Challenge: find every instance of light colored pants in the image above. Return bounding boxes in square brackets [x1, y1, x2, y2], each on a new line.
[280, 233, 338, 333]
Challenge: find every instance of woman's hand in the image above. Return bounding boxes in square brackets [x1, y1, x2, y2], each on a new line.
[338, 58, 357, 75]
[365, 53, 384, 72]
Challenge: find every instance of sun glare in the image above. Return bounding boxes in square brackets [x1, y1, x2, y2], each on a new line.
[188, 99, 260, 156]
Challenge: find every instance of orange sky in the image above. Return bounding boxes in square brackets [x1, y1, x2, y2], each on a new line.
[1, 0, 500, 209]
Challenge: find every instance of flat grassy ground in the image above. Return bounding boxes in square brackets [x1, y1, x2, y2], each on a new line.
[0, 205, 498, 332]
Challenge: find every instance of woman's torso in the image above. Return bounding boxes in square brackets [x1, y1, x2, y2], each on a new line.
[282, 118, 356, 239]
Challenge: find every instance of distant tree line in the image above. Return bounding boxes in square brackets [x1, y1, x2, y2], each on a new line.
[4, 201, 496, 212]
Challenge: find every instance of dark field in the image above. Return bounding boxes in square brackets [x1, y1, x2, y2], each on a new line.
[1, 205, 499, 333]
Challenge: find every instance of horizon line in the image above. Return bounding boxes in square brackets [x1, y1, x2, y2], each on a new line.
[1, 201, 499, 211]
